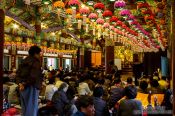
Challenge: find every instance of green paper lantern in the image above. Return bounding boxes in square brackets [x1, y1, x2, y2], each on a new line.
[42, 0, 52, 5]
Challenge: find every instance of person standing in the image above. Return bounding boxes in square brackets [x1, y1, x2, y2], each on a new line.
[16, 45, 42, 116]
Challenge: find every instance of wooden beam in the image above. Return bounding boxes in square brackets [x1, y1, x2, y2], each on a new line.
[5, 10, 35, 31]
[6, 11, 26, 25]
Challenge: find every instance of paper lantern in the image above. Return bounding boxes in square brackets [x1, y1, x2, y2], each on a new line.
[53, 1, 65, 16]
[79, 7, 90, 16]
[119, 9, 131, 18]
[94, 3, 105, 13]
[96, 18, 104, 25]
[138, 3, 149, 11]
[66, 8, 73, 15]
[42, 0, 52, 5]
[142, 9, 152, 16]
[76, 13, 83, 29]
[88, 13, 98, 22]
[103, 23, 110, 28]
[114, 0, 126, 10]
[68, 0, 80, 22]
[68, 0, 80, 9]
[103, 10, 113, 20]
[87, 0, 95, 6]
[53, 1, 65, 9]
[80, 6, 90, 25]
[110, 16, 118, 24]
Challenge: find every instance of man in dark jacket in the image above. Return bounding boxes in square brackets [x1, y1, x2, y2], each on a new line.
[74, 96, 95, 116]
[93, 87, 109, 116]
[16, 45, 42, 116]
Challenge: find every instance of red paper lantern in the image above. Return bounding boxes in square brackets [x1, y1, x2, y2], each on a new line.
[110, 16, 118, 24]
[103, 10, 113, 19]
[94, 3, 105, 13]
[138, 3, 149, 11]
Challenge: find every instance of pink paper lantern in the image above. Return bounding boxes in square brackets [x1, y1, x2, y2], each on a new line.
[68, 0, 80, 9]
[96, 18, 105, 25]
[79, 7, 90, 16]
[103, 23, 110, 28]
[120, 9, 131, 16]
[88, 13, 98, 21]
[114, 0, 126, 10]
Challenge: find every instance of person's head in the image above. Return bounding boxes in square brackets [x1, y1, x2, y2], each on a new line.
[66, 86, 76, 101]
[93, 87, 104, 98]
[150, 79, 159, 88]
[113, 78, 121, 85]
[38, 106, 58, 116]
[48, 78, 55, 84]
[124, 85, 137, 99]
[109, 60, 114, 66]
[28, 45, 41, 59]
[161, 76, 167, 81]
[58, 82, 69, 92]
[127, 77, 133, 84]
[139, 80, 148, 91]
[76, 95, 95, 116]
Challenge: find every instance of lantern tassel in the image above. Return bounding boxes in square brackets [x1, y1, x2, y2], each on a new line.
[83, 15, 86, 25]
[78, 20, 82, 29]
[86, 24, 89, 32]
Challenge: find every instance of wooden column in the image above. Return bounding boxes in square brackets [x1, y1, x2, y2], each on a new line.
[105, 38, 114, 74]
[79, 46, 85, 68]
[35, 7, 41, 45]
[171, 0, 175, 115]
[77, 47, 80, 69]
[105, 46, 114, 74]
[0, 9, 5, 114]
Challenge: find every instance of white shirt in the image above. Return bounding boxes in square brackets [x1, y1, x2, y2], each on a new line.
[77, 82, 91, 95]
[45, 84, 57, 101]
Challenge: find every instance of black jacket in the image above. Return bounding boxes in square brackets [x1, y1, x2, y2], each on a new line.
[16, 56, 42, 89]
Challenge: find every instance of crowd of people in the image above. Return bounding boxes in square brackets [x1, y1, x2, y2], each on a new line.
[2, 46, 173, 116]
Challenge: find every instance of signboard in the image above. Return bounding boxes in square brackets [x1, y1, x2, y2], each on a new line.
[43, 53, 58, 57]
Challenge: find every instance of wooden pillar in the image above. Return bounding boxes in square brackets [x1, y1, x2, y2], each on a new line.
[105, 38, 114, 74]
[35, 7, 41, 45]
[105, 46, 114, 74]
[79, 46, 84, 68]
[171, 0, 175, 115]
[0, 9, 5, 114]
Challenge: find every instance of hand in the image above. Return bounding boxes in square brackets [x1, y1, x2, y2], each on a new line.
[19, 83, 25, 91]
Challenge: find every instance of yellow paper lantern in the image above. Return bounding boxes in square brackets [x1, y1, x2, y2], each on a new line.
[53, 1, 65, 9]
